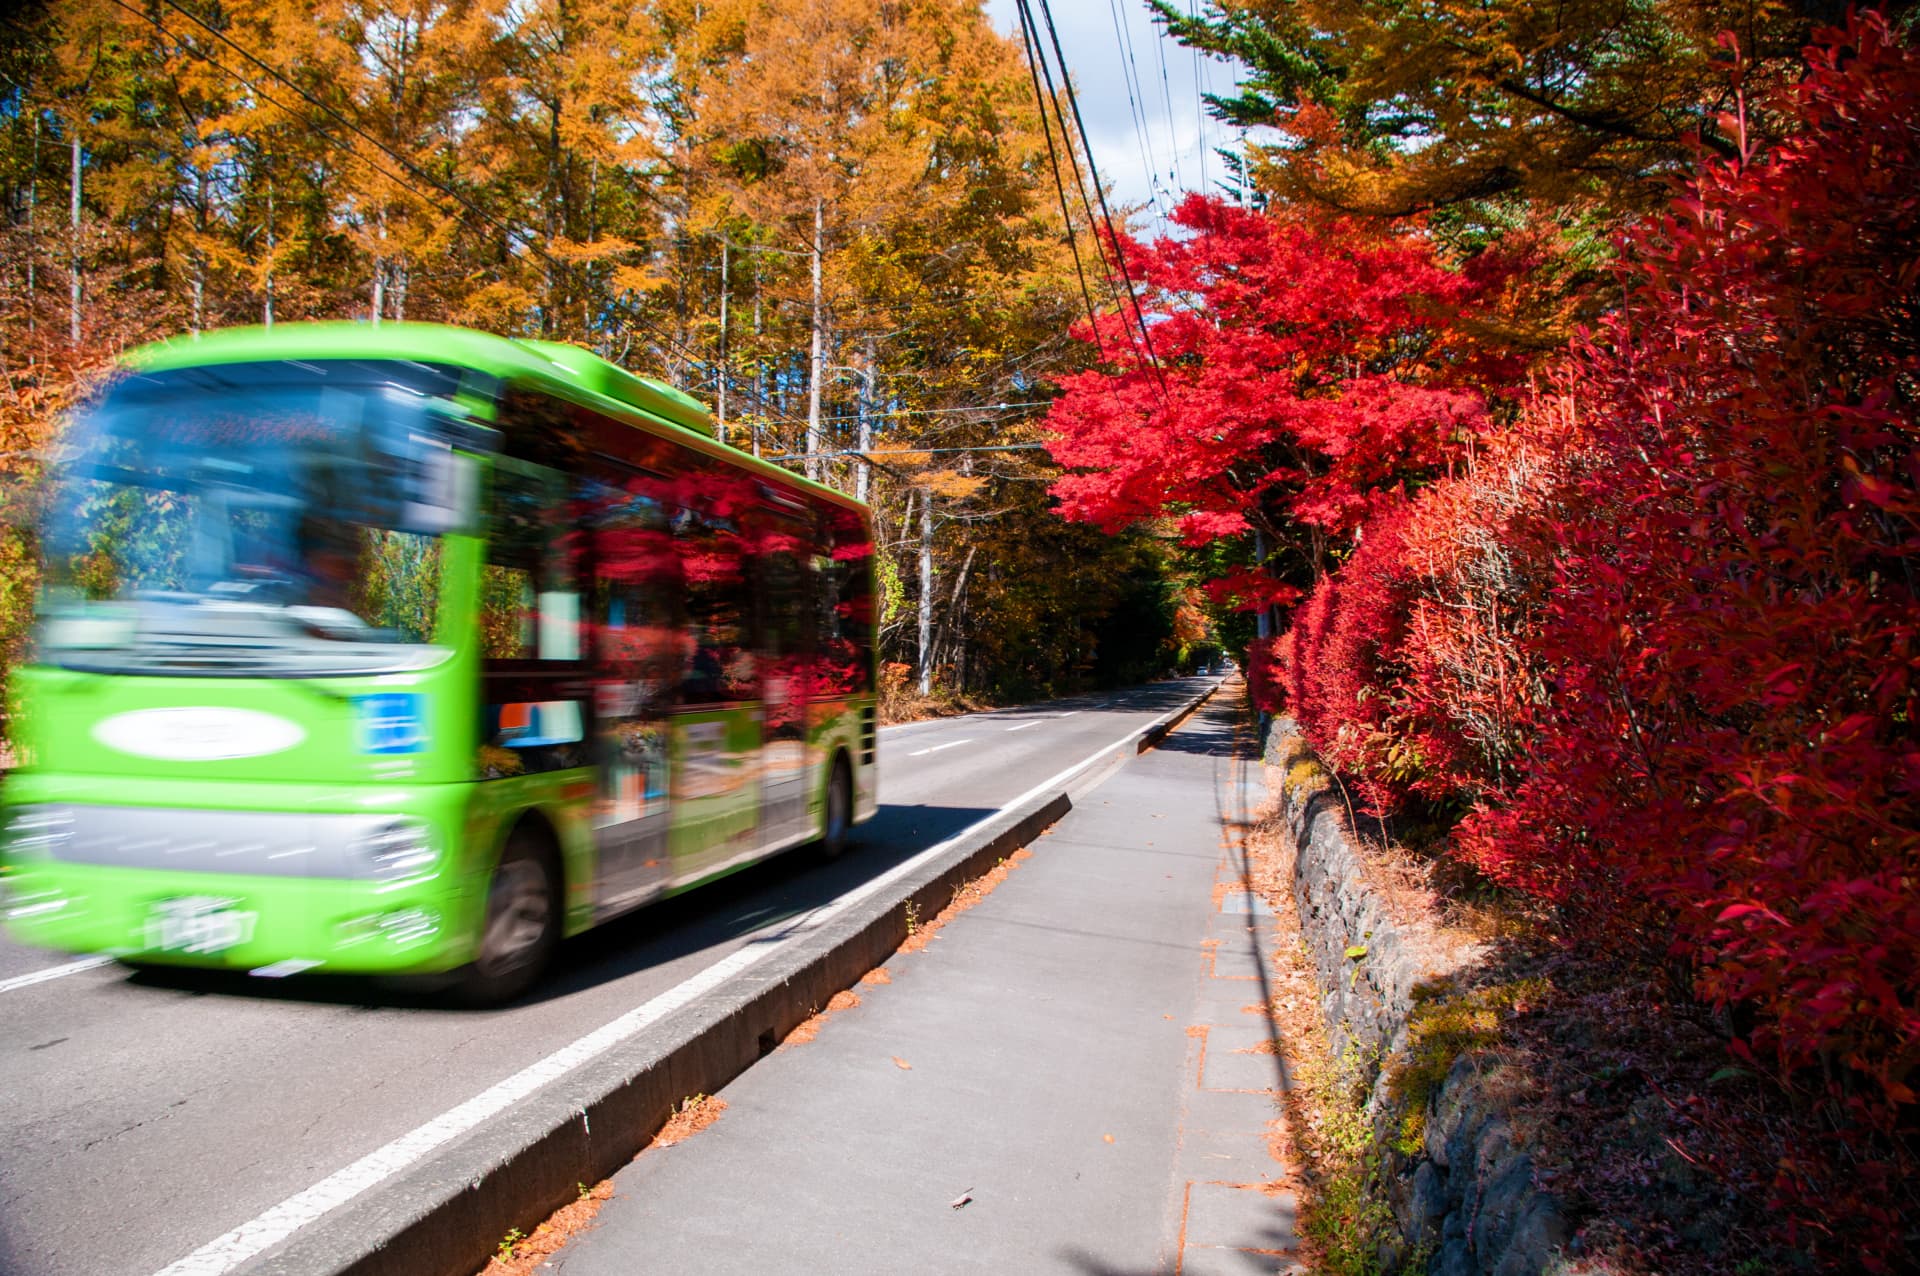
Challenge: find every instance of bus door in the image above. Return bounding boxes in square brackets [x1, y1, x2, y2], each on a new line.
[582, 471, 677, 918]
[478, 456, 595, 901]
[754, 489, 815, 848]
[665, 476, 760, 885]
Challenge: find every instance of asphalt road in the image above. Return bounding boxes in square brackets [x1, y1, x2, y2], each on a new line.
[0, 678, 1216, 1276]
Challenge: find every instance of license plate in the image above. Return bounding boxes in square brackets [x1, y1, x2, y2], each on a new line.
[144, 896, 259, 954]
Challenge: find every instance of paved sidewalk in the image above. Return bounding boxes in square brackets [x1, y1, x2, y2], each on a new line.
[550, 687, 1297, 1275]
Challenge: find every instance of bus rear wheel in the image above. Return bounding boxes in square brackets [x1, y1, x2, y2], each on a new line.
[817, 757, 853, 860]
[458, 829, 560, 1006]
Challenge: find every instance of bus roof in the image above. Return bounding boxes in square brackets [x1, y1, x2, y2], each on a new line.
[123, 322, 867, 513]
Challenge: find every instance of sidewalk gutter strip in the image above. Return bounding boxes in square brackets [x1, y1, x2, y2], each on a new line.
[216, 683, 1215, 1276]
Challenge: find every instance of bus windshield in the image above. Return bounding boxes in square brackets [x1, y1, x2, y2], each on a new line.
[38, 366, 485, 677]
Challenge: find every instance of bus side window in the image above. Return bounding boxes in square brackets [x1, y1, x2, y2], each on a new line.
[482, 460, 580, 662]
[673, 466, 755, 705]
[752, 488, 814, 739]
[581, 470, 682, 698]
[815, 503, 874, 694]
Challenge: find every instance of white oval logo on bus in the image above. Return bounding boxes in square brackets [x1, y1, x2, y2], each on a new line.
[91, 708, 308, 762]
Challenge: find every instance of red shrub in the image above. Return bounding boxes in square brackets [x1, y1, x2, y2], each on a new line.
[1281, 505, 1422, 813]
[1279, 20, 1920, 1254]
[1279, 402, 1586, 818]
[1445, 15, 1920, 1254]
[1489, 8, 1917, 1080]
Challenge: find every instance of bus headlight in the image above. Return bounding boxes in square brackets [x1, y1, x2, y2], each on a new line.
[3, 805, 74, 860]
[358, 819, 438, 885]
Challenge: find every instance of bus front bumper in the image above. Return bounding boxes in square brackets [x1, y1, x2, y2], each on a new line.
[0, 780, 485, 976]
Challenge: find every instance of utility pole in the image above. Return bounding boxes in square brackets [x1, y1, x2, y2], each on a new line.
[1254, 528, 1272, 640]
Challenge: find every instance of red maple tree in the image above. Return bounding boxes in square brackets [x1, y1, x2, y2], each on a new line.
[1044, 197, 1523, 610]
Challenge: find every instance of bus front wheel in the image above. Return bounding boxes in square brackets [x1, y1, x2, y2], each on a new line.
[458, 828, 560, 1006]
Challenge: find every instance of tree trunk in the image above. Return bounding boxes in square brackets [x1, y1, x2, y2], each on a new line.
[372, 210, 387, 326]
[69, 129, 81, 350]
[717, 237, 730, 442]
[191, 155, 208, 334]
[917, 487, 933, 696]
[939, 543, 976, 691]
[263, 178, 275, 328]
[27, 107, 38, 343]
[806, 198, 826, 481]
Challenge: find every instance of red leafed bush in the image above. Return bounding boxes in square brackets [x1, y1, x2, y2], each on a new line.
[1283, 398, 1586, 820]
[1282, 505, 1429, 813]
[1438, 15, 1920, 1251]
[1277, 16, 1920, 1254]
[1473, 8, 1920, 1090]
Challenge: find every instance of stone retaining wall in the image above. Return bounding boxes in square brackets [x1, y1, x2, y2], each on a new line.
[1265, 720, 1568, 1276]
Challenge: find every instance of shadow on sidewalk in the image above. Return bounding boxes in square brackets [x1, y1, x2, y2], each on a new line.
[1057, 1211, 1301, 1273]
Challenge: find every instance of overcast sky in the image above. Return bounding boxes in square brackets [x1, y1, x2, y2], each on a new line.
[979, 0, 1249, 230]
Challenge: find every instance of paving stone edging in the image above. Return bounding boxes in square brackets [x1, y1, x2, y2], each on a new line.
[1264, 718, 1567, 1276]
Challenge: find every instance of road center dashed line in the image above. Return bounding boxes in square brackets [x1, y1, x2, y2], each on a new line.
[1005, 721, 1041, 732]
[0, 954, 115, 995]
[907, 739, 974, 756]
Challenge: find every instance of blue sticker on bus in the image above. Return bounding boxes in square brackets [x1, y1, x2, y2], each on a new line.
[356, 694, 428, 755]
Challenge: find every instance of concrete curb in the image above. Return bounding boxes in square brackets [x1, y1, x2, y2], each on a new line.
[244, 681, 1220, 1276]
[1137, 676, 1222, 752]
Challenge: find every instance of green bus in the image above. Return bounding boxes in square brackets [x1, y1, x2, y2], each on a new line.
[1, 323, 877, 1002]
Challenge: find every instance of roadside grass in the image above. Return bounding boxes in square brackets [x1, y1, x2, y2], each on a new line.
[471, 1094, 727, 1276]
[1240, 795, 1394, 1274]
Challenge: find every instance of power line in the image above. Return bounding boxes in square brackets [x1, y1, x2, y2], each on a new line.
[1016, 0, 1158, 383]
[1029, 0, 1170, 398]
[1189, 0, 1208, 196]
[768, 444, 1050, 462]
[1106, 0, 1166, 218]
[1011, 2, 1107, 364]
[1152, 2, 1184, 194]
[814, 401, 1049, 424]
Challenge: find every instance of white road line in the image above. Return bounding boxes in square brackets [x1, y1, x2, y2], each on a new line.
[907, 739, 974, 756]
[148, 710, 1169, 1276]
[879, 698, 1095, 734]
[0, 954, 114, 995]
[1005, 721, 1040, 732]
